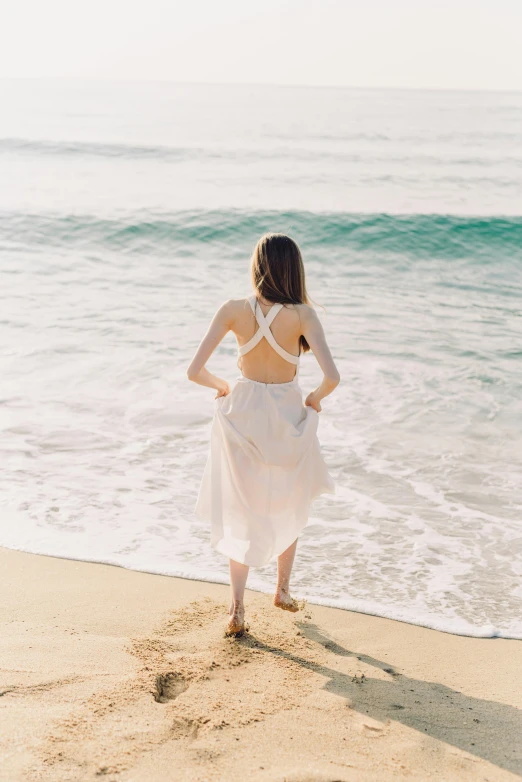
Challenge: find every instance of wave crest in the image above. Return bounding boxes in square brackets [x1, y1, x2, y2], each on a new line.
[2, 210, 522, 261]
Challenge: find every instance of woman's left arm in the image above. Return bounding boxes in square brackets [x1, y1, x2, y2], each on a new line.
[186, 300, 234, 397]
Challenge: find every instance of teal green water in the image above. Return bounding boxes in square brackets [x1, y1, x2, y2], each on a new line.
[2, 211, 522, 260]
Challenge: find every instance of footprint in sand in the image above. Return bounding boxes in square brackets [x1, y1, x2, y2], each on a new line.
[153, 673, 188, 703]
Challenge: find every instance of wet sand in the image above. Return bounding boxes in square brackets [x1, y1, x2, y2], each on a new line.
[1, 546, 521, 781]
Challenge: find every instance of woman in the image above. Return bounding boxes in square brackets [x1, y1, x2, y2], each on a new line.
[187, 234, 340, 636]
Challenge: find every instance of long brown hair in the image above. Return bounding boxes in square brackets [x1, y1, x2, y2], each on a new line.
[250, 233, 311, 353]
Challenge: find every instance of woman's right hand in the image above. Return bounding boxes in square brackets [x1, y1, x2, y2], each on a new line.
[305, 391, 322, 412]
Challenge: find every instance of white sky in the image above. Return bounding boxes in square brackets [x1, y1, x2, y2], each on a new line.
[1, 0, 521, 90]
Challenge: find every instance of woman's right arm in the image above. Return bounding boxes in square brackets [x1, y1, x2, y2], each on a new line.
[300, 306, 340, 412]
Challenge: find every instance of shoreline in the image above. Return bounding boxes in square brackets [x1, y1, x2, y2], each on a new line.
[1, 546, 521, 781]
[0, 542, 514, 640]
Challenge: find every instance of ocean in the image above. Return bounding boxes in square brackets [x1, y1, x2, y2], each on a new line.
[1, 80, 521, 638]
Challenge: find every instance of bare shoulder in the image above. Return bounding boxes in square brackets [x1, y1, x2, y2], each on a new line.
[216, 298, 251, 325]
[230, 297, 253, 306]
[224, 297, 253, 314]
[294, 302, 319, 323]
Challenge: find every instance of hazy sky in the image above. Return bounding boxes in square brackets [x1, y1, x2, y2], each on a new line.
[1, 0, 521, 90]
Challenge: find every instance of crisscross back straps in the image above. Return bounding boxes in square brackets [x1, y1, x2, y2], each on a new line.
[238, 296, 299, 365]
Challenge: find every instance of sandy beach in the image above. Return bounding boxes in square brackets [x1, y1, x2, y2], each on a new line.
[1, 546, 521, 782]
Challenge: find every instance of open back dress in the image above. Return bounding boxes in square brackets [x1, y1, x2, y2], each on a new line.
[195, 295, 335, 567]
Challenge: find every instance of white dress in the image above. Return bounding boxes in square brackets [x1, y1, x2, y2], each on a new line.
[195, 295, 335, 567]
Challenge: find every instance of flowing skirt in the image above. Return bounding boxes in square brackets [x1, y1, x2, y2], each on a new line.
[195, 375, 335, 567]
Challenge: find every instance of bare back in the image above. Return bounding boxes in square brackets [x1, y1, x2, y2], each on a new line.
[231, 297, 302, 384]
[187, 293, 339, 401]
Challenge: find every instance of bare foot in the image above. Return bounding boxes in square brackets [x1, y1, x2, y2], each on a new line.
[225, 602, 246, 636]
[274, 588, 300, 613]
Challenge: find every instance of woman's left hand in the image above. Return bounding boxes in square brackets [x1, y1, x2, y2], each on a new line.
[215, 380, 230, 399]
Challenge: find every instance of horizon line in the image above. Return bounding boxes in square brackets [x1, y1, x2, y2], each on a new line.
[1, 76, 521, 95]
